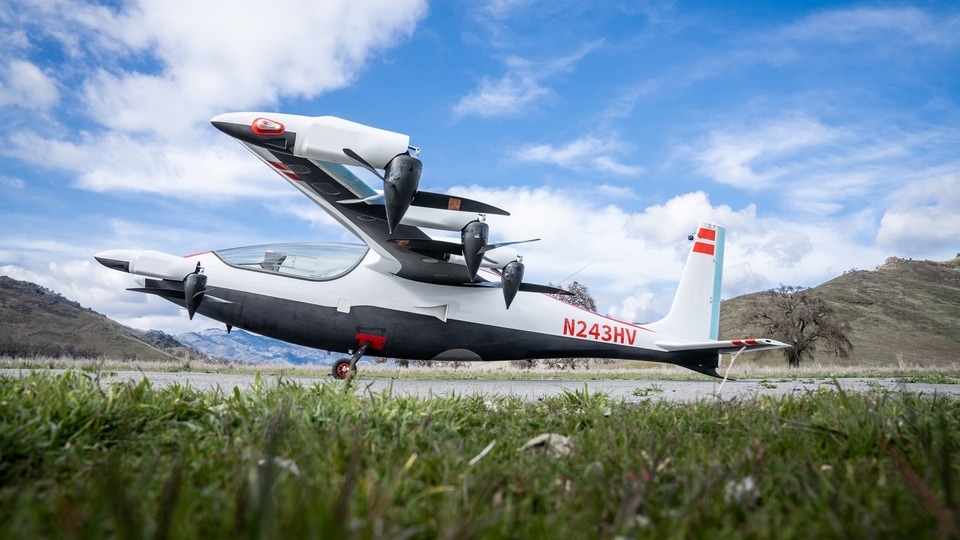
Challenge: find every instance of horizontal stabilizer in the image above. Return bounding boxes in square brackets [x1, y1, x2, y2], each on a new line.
[655, 338, 789, 354]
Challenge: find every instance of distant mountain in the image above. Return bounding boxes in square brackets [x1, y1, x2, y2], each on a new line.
[176, 327, 333, 365]
[720, 256, 960, 366]
[0, 276, 201, 362]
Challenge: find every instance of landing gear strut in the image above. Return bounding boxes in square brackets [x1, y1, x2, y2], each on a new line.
[331, 341, 370, 380]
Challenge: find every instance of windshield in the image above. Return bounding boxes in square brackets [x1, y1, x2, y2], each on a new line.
[213, 242, 368, 280]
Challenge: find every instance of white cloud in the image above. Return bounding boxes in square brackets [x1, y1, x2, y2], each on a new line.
[782, 7, 960, 47]
[513, 135, 643, 176]
[453, 41, 602, 118]
[691, 117, 842, 190]
[876, 173, 960, 257]
[607, 288, 656, 324]
[447, 186, 882, 321]
[6, 130, 287, 198]
[68, 0, 429, 132]
[0, 0, 428, 200]
[0, 60, 60, 110]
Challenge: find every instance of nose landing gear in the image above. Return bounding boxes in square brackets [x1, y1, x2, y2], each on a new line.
[331, 333, 386, 380]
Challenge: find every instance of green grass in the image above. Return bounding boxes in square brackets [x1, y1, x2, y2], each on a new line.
[899, 373, 960, 385]
[1, 371, 959, 538]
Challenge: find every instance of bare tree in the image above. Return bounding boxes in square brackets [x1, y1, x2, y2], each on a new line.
[741, 284, 852, 367]
[552, 281, 598, 312]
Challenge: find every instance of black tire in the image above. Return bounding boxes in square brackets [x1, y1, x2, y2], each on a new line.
[332, 359, 353, 380]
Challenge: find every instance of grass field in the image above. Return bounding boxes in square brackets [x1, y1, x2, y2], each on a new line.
[1, 370, 958, 538]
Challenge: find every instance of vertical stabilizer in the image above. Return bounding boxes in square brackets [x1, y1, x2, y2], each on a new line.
[646, 222, 724, 341]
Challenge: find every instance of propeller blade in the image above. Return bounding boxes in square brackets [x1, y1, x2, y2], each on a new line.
[480, 238, 540, 254]
[343, 148, 385, 180]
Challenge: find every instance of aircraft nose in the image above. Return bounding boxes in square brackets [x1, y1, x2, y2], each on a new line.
[211, 112, 298, 152]
[210, 112, 254, 137]
[94, 250, 131, 272]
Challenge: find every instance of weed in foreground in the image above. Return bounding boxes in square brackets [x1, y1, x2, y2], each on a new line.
[0, 371, 958, 538]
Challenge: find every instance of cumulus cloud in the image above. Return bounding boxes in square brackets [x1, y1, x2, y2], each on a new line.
[0, 0, 428, 199]
[876, 173, 960, 257]
[78, 0, 428, 132]
[445, 186, 879, 320]
[607, 288, 657, 324]
[452, 40, 602, 118]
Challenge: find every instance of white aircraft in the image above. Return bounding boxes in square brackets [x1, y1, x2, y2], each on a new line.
[96, 112, 788, 378]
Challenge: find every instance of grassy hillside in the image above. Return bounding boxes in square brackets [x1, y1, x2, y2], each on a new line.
[0, 276, 187, 362]
[720, 256, 960, 367]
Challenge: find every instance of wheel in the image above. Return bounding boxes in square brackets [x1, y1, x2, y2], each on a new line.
[332, 358, 353, 380]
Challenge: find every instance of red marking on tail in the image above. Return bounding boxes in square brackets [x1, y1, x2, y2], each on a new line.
[693, 242, 715, 255]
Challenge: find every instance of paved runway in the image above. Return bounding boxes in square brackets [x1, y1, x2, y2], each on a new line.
[6, 369, 955, 403]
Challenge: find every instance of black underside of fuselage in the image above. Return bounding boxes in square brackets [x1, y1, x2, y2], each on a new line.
[161, 285, 720, 373]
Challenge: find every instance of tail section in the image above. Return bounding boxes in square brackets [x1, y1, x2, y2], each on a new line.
[646, 222, 791, 377]
[646, 222, 724, 341]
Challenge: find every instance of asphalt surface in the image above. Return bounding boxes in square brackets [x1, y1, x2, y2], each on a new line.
[5, 369, 958, 403]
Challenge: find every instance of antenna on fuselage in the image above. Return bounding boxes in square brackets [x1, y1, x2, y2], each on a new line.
[556, 261, 594, 287]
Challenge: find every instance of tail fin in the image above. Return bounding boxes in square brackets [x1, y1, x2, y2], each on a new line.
[646, 221, 724, 341]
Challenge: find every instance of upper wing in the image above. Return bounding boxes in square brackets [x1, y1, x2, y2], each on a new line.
[212, 112, 543, 288]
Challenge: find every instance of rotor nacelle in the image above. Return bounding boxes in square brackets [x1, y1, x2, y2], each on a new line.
[382, 153, 422, 234]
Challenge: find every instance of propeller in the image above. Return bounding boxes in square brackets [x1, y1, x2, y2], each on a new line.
[344, 147, 422, 234]
[472, 256, 573, 308]
[183, 262, 207, 320]
[461, 219, 489, 281]
[388, 216, 539, 282]
[462, 217, 539, 282]
[500, 259, 524, 309]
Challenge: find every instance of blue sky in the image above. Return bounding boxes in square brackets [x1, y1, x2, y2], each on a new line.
[1, 0, 958, 335]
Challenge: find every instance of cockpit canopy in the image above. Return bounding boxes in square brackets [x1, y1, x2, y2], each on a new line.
[213, 242, 368, 280]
